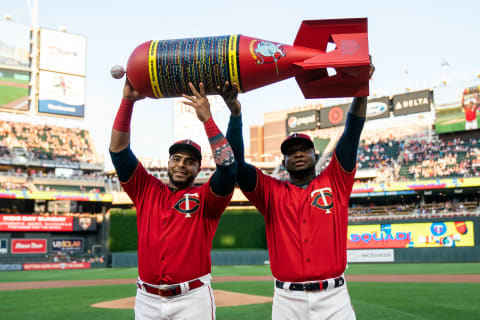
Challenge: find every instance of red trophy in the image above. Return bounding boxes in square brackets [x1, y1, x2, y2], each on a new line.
[124, 18, 370, 99]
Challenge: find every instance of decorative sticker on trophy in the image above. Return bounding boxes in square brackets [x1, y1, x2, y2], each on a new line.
[251, 40, 286, 75]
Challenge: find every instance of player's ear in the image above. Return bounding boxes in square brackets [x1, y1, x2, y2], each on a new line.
[314, 153, 319, 163]
[282, 158, 286, 167]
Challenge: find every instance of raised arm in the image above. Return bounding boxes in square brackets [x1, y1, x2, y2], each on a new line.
[182, 83, 236, 196]
[218, 82, 257, 192]
[335, 60, 375, 172]
[109, 79, 144, 182]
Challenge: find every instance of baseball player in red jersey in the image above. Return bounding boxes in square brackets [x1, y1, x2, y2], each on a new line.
[462, 100, 480, 130]
[220, 62, 373, 320]
[110, 80, 237, 320]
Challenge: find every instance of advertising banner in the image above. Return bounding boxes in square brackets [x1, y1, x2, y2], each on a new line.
[23, 262, 90, 270]
[0, 215, 73, 232]
[11, 239, 47, 254]
[0, 264, 23, 271]
[0, 20, 30, 69]
[392, 89, 432, 116]
[352, 177, 480, 194]
[286, 110, 319, 133]
[0, 189, 113, 202]
[51, 238, 83, 252]
[366, 97, 390, 120]
[39, 28, 86, 76]
[347, 249, 394, 263]
[0, 68, 30, 111]
[348, 221, 474, 249]
[319, 103, 350, 128]
[38, 71, 85, 117]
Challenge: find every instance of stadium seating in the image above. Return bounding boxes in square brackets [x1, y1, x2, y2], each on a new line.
[400, 137, 480, 179]
[0, 120, 97, 163]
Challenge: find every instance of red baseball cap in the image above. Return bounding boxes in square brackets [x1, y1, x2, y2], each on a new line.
[169, 139, 202, 162]
[280, 133, 314, 155]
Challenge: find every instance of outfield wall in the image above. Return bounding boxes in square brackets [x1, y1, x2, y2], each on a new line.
[109, 212, 480, 267]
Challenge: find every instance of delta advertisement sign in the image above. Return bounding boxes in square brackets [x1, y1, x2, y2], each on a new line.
[348, 221, 474, 249]
[0, 215, 73, 232]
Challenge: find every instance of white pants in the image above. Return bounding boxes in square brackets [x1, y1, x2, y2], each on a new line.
[134, 274, 215, 320]
[272, 276, 356, 320]
[466, 119, 478, 130]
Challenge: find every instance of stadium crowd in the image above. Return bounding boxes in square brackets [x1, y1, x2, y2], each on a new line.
[402, 137, 479, 179]
[0, 120, 96, 163]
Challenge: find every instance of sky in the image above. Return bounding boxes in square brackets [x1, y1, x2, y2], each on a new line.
[2, 0, 480, 170]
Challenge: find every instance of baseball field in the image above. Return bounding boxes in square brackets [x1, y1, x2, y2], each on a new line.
[1, 263, 480, 319]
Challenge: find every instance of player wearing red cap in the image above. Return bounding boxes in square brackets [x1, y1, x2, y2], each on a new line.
[219, 61, 373, 320]
[110, 80, 237, 320]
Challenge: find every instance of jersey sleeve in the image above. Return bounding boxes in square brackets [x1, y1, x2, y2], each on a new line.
[242, 167, 277, 217]
[121, 162, 165, 217]
[201, 177, 234, 219]
[323, 152, 356, 207]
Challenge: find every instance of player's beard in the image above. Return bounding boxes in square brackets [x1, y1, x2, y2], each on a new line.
[168, 171, 196, 190]
[287, 167, 313, 180]
[287, 162, 315, 181]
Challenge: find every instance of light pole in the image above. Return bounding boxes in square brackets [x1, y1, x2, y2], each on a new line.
[26, 0, 39, 118]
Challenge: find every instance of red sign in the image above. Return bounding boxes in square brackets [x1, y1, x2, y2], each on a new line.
[23, 262, 91, 270]
[0, 215, 73, 231]
[11, 239, 47, 254]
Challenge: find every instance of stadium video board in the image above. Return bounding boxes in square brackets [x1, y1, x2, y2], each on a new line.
[38, 28, 86, 118]
[0, 68, 30, 111]
[347, 221, 474, 249]
[0, 21, 30, 69]
[435, 85, 480, 134]
[38, 71, 85, 117]
[0, 215, 97, 232]
[0, 21, 31, 112]
[39, 28, 86, 76]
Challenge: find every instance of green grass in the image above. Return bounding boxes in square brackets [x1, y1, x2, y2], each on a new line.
[344, 262, 480, 275]
[0, 267, 139, 282]
[2, 263, 480, 282]
[1, 264, 480, 319]
[1, 280, 479, 319]
[0, 284, 135, 320]
[350, 282, 480, 320]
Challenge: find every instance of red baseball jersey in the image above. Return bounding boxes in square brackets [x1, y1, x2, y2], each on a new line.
[243, 153, 355, 282]
[464, 105, 479, 121]
[122, 162, 232, 284]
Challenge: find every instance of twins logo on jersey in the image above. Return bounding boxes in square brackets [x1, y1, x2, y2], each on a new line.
[173, 193, 200, 218]
[310, 187, 334, 213]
